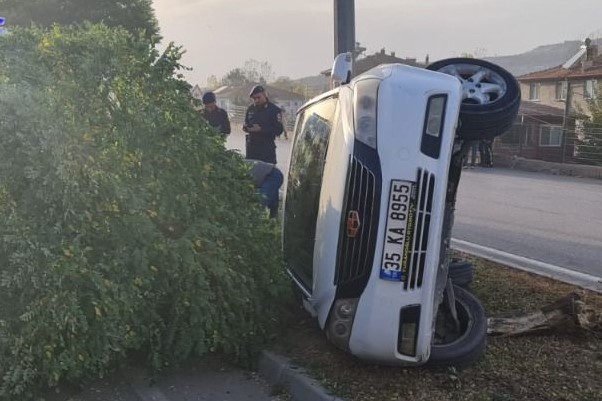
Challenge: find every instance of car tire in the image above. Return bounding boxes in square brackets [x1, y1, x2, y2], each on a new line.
[448, 260, 474, 288]
[429, 284, 487, 369]
[426, 58, 520, 141]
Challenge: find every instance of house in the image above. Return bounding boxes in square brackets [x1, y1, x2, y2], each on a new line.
[214, 83, 305, 130]
[322, 48, 426, 78]
[353, 48, 425, 76]
[494, 101, 577, 163]
[190, 84, 204, 101]
[515, 38, 602, 165]
[517, 38, 600, 117]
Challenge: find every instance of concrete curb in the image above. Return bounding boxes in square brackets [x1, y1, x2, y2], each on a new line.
[258, 351, 344, 401]
[451, 238, 602, 293]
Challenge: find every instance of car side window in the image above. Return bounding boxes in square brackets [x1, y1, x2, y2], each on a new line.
[284, 96, 338, 289]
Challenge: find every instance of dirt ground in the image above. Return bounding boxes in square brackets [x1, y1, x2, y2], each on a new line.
[272, 254, 602, 401]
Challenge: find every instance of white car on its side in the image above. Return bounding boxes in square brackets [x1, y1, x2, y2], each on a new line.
[282, 54, 520, 367]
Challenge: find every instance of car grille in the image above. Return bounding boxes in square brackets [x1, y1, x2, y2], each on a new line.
[334, 155, 380, 297]
[404, 168, 435, 290]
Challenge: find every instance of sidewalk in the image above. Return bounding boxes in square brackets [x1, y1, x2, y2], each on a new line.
[494, 155, 602, 180]
[49, 352, 342, 401]
[52, 358, 282, 401]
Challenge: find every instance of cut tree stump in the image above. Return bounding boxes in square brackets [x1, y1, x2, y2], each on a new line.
[487, 292, 602, 336]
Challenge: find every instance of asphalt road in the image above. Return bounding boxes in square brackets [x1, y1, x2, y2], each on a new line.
[226, 129, 602, 279]
[454, 167, 602, 278]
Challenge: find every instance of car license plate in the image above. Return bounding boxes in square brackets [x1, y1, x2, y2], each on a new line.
[380, 180, 416, 281]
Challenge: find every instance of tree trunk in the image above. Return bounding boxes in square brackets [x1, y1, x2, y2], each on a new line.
[487, 292, 602, 336]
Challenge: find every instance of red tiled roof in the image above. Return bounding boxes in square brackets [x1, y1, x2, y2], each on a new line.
[518, 55, 602, 81]
[354, 53, 423, 74]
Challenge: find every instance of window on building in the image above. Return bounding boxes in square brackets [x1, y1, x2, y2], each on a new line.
[555, 81, 567, 100]
[529, 83, 540, 100]
[584, 79, 597, 99]
[539, 125, 563, 147]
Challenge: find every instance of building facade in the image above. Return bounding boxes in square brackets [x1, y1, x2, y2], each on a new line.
[518, 40, 600, 117]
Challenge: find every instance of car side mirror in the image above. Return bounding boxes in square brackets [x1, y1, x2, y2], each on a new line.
[331, 52, 353, 89]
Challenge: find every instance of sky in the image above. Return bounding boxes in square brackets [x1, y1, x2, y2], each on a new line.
[152, 0, 602, 87]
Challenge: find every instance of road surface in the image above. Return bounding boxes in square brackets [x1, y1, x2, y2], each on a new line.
[454, 167, 602, 278]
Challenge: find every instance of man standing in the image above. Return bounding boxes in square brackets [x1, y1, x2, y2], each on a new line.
[243, 85, 283, 164]
[479, 139, 494, 167]
[201, 91, 230, 137]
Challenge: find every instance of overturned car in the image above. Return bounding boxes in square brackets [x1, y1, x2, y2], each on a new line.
[282, 54, 520, 367]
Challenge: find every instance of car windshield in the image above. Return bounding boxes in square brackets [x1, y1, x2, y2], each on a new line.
[283, 97, 338, 288]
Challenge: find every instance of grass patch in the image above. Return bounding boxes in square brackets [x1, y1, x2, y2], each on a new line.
[272, 253, 602, 401]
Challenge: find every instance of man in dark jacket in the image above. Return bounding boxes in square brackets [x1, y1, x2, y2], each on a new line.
[243, 85, 283, 164]
[245, 159, 283, 218]
[201, 91, 230, 137]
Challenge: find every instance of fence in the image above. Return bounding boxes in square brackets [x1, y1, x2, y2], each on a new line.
[572, 125, 602, 166]
[494, 121, 602, 167]
[228, 105, 247, 125]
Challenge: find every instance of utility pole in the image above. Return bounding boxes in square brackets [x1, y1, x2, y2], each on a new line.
[334, 0, 355, 57]
[561, 80, 572, 164]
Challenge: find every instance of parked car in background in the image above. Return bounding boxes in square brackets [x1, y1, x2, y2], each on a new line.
[282, 53, 520, 367]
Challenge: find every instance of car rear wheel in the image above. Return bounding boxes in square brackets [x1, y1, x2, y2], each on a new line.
[448, 260, 474, 288]
[429, 284, 487, 369]
[426, 58, 520, 141]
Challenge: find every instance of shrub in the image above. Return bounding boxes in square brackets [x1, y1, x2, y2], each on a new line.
[0, 25, 290, 399]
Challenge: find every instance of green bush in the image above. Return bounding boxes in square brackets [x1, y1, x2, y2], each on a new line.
[0, 25, 290, 399]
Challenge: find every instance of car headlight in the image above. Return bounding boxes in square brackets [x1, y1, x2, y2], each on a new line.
[353, 79, 380, 149]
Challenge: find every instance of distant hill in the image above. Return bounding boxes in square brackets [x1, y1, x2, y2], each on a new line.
[485, 39, 602, 77]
